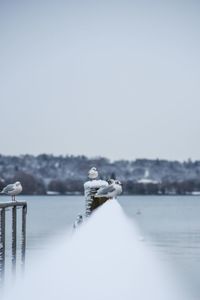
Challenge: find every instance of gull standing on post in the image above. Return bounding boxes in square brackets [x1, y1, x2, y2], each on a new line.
[88, 167, 98, 180]
[95, 179, 122, 199]
[0, 181, 23, 201]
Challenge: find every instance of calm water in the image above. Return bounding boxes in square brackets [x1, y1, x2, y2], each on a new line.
[2, 195, 200, 298]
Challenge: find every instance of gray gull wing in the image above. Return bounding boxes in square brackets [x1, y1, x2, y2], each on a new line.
[96, 185, 115, 196]
[2, 184, 15, 193]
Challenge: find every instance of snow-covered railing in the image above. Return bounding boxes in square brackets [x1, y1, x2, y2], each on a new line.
[0, 201, 27, 287]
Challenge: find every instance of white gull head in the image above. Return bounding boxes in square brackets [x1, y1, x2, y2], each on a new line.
[88, 167, 98, 180]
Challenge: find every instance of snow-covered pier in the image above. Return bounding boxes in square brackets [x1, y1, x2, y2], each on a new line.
[3, 199, 189, 300]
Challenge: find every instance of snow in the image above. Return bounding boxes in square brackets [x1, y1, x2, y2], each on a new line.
[137, 178, 159, 184]
[3, 200, 189, 300]
[84, 179, 108, 189]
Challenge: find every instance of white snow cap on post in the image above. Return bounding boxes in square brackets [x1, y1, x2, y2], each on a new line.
[88, 167, 98, 179]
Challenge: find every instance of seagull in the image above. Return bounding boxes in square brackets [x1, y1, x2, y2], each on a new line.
[88, 167, 98, 180]
[95, 179, 122, 199]
[0, 181, 23, 201]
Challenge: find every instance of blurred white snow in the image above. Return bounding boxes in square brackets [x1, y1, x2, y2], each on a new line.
[4, 200, 189, 300]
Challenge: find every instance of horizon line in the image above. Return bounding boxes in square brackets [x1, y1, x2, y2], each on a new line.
[0, 153, 198, 163]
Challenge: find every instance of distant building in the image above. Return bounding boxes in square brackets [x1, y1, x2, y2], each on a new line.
[137, 169, 159, 184]
[191, 191, 200, 196]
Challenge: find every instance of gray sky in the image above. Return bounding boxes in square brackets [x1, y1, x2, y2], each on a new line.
[0, 0, 200, 161]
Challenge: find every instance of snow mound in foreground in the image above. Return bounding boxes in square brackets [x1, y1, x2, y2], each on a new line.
[4, 200, 188, 300]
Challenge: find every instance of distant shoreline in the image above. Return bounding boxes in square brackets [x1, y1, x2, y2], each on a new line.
[5, 193, 200, 197]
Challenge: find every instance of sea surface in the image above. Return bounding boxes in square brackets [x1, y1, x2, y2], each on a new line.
[2, 195, 200, 299]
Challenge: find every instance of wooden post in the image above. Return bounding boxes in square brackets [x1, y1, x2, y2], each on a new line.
[0, 208, 5, 287]
[12, 206, 17, 275]
[21, 204, 27, 269]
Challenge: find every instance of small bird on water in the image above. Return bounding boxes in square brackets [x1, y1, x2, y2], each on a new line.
[0, 181, 23, 201]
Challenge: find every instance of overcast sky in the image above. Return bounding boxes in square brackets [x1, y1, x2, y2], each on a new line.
[0, 0, 200, 161]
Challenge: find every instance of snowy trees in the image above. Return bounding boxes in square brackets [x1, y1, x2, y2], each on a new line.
[0, 155, 200, 195]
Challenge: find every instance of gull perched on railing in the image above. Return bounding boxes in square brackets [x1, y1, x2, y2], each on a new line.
[0, 181, 23, 201]
[95, 179, 122, 199]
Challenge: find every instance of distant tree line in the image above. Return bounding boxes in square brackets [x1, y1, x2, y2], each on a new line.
[48, 179, 84, 194]
[0, 154, 200, 195]
[1, 170, 200, 195]
[123, 180, 200, 195]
